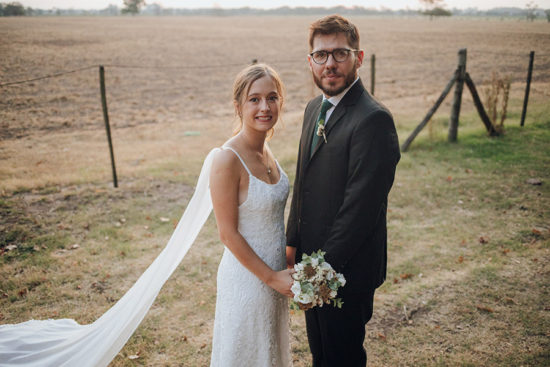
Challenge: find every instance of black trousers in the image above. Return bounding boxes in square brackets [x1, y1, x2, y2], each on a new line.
[305, 290, 375, 367]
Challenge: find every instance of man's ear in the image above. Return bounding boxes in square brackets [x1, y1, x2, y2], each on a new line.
[355, 50, 364, 69]
[307, 55, 314, 72]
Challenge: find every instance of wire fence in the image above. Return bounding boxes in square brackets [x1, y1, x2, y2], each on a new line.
[1, 49, 549, 142]
[4, 53, 549, 87]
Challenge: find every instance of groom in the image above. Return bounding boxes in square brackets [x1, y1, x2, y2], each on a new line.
[286, 15, 400, 366]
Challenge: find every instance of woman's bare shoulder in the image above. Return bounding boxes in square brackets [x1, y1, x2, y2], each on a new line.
[211, 147, 240, 178]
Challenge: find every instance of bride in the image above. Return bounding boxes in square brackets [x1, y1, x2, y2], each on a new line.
[0, 63, 293, 367]
[209, 63, 294, 367]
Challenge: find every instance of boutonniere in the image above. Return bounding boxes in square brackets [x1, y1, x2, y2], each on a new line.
[316, 121, 328, 143]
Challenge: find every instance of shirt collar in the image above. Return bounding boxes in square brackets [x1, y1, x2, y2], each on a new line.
[323, 77, 359, 108]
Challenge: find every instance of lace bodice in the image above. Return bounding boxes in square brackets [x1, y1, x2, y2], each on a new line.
[238, 173, 289, 269]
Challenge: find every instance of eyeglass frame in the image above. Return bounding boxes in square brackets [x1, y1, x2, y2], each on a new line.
[308, 48, 360, 65]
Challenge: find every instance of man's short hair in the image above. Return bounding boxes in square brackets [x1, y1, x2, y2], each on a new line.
[309, 15, 360, 52]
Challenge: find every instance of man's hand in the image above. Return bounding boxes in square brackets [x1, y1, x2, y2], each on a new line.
[286, 246, 296, 269]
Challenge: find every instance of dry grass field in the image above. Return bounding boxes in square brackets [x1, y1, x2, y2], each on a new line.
[1, 16, 549, 366]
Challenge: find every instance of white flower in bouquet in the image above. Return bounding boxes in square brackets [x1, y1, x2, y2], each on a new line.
[291, 281, 301, 295]
[297, 292, 314, 305]
[311, 257, 319, 267]
[290, 250, 346, 311]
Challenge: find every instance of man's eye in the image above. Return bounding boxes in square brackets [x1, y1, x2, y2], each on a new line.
[315, 51, 327, 58]
[249, 97, 258, 102]
[334, 49, 347, 57]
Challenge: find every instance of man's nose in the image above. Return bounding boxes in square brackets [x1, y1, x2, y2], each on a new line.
[325, 53, 338, 67]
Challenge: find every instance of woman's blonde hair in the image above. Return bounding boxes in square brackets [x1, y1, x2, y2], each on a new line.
[232, 63, 285, 138]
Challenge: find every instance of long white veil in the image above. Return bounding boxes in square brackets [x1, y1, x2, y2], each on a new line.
[0, 148, 219, 366]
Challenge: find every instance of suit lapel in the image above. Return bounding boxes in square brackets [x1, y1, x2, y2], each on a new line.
[302, 97, 322, 167]
[307, 79, 366, 162]
[309, 104, 345, 158]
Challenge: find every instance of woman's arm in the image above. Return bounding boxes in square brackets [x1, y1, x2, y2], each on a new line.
[210, 149, 294, 297]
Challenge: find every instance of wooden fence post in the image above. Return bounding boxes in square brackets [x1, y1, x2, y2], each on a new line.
[401, 71, 457, 152]
[99, 65, 118, 188]
[464, 72, 498, 136]
[370, 54, 375, 95]
[448, 48, 467, 142]
[520, 51, 535, 127]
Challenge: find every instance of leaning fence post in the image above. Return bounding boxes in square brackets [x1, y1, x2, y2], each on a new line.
[99, 65, 118, 188]
[401, 71, 457, 152]
[464, 72, 498, 136]
[520, 51, 535, 127]
[448, 48, 467, 142]
[370, 54, 375, 95]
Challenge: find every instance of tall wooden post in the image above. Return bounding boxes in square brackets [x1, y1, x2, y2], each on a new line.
[370, 54, 376, 95]
[448, 48, 467, 142]
[520, 51, 535, 127]
[99, 65, 118, 188]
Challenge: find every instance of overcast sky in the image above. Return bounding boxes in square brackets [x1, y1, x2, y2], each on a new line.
[14, 0, 550, 10]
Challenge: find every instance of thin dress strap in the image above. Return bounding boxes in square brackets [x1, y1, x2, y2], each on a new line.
[223, 146, 252, 175]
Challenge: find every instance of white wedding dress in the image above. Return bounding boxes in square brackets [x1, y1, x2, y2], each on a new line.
[210, 147, 292, 367]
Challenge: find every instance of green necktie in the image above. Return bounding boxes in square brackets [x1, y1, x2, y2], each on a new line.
[310, 99, 333, 156]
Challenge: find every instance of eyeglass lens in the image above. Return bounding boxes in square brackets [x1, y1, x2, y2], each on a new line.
[312, 49, 351, 64]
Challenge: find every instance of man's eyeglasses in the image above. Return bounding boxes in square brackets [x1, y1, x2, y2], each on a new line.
[309, 48, 358, 65]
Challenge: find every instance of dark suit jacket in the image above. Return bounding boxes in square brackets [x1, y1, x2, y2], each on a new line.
[286, 79, 400, 295]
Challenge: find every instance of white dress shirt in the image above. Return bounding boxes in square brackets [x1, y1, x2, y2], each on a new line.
[322, 77, 360, 123]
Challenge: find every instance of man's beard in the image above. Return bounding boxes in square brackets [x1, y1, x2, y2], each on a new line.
[313, 64, 357, 97]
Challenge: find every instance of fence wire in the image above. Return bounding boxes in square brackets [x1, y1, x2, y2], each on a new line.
[1, 50, 549, 140]
[2, 51, 547, 89]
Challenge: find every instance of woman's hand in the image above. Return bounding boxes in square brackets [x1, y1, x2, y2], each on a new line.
[267, 269, 295, 298]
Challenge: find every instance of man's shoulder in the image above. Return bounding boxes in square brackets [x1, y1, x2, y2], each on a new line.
[353, 91, 393, 121]
[343, 80, 390, 114]
[306, 95, 323, 108]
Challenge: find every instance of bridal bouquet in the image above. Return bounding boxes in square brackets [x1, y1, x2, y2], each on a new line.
[290, 250, 346, 311]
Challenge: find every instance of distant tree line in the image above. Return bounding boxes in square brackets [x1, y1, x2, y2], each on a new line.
[0, 2, 26, 16]
[1, 1, 549, 21]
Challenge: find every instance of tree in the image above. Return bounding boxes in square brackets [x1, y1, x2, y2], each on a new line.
[419, 0, 445, 10]
[121, 0, 145, 15]
[525, 1, 537, 21]
[424, 7, 452, 17]
[419, 0, 451, 19]
[545, 9, 550, 22]
[1, 2, 26, 16]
